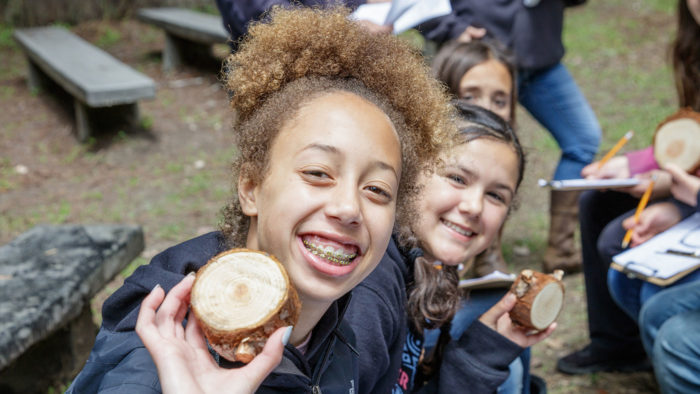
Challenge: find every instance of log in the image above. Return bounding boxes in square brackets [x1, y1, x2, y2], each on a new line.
[509, 269, 565, 331]
[653, 108, 700, 173]
[190, 249, 301, 363]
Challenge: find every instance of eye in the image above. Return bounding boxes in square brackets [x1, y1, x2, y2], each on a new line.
[493, 98, 507, 108]
[364, 185, 393, 203]
[461, 94, 475, 102]
[446, 173, 466, 185]
[487, 191, 509, 205]
[303, 169, 329, 178]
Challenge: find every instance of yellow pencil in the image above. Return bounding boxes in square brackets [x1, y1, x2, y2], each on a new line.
[621, 176, 656, 248]
[598, 130, 634, 169]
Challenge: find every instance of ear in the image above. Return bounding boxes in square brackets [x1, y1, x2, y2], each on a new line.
[238, 169, 259, 217]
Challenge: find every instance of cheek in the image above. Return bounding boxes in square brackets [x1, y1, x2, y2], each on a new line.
[483, 205, 508, 239]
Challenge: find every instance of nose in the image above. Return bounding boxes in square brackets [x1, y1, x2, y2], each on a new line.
[457, 187, 483, 219]
[326, 182, 362, 226]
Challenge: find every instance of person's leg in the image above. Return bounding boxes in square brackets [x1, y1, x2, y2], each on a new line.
[517, 63, 601, 180]
[639, 277, 700, 355]
[557, 191, 648, 374]
[607, 269, 643, 322]
[653, 311, 700, 393]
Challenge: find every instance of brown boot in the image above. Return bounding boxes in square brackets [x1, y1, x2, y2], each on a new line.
[473, 228, 509, 277]
[543, 189, 582, 274]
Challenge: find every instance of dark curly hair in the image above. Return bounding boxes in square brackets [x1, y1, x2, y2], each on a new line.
[219, 6, 454, 247]
[407, 101, 525, 335]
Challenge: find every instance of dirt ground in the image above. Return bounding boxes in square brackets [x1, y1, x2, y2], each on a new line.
[0, 6, 671, 393]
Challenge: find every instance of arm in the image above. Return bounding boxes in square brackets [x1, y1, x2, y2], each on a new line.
[425, 294, 554, 393]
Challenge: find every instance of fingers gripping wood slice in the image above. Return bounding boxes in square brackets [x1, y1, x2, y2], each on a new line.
[509, 269, 565, 331]
[190, 249, 301, 363]
[653, 108, 700, 173]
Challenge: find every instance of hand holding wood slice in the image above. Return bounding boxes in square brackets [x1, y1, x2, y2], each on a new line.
[653, 108, 700, 173]
[190, 249, 301, 363]
[509, 269, 565, 331]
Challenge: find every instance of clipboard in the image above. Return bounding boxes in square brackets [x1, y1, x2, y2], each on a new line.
[611, 213, 700, 286]
[538, 178, 641, 191]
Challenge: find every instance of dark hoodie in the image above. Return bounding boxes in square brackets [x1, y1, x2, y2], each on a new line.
[66, 232, 359, 394]
[346, 237, 523, 393]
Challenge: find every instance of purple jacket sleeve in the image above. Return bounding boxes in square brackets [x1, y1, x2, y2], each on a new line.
[625, 146, 659, 176]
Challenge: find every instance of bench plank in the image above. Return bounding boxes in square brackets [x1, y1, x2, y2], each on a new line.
[13, 26, 155, 107]
[137, 7, 229, 44]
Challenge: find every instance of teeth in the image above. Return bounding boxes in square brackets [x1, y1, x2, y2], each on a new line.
[303, 240, 357, 266]
[443, 220, 474, 237]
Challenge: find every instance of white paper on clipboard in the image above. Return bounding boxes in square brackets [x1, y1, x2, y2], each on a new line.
[538, 178, 641, 191]
[612, 213, 700, 284]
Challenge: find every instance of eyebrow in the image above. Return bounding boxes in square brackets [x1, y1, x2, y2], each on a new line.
[456, 164, 515, 196]
[301, 143, 400, 179]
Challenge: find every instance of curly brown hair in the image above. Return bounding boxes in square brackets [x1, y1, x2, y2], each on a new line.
[219, 6, 454, 247]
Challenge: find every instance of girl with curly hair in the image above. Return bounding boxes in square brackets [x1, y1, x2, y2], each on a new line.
[66, 6, 453, 393]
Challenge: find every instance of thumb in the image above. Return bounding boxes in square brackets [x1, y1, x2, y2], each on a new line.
[242, 326, 290, 385]
[479, 292, 516, 329]
[664, 163, 686, 182]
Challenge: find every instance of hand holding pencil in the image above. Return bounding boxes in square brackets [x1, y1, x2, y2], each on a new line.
[621, 175, 657, 248]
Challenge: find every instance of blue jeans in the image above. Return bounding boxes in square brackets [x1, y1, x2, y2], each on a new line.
[638, 281, 700, 393]
[518, 63, 601, 180]
[424, 289, 529, 394]
[607, 268, 700, 322]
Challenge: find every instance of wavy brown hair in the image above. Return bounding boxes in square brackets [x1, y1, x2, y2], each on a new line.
[672, 0, 700, 111]
[407, 102, 525, 335]
[219, 6, 454, 247]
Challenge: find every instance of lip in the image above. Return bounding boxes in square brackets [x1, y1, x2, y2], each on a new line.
[441, 218, 477, 242]
[297, 233, 363, 277]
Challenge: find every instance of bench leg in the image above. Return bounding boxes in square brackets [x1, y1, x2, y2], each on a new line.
[163, 32, 184, 72]
[74, 100, 91, 143]
[26, 59, 48, 93]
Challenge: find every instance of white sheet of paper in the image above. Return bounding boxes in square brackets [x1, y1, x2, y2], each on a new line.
[458, 270, 516, 287]
[538, 178, 641, 191]
[613, 213, 700, 280]
[351, 0, 452, 34]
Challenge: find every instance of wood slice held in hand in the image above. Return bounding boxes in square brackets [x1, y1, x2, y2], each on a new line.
[190, 249, 301, 363]
[653, 108, 700, 173]
[509, 269, 565, 331]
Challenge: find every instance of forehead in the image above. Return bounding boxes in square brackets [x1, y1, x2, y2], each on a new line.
[447, 138, 518, 186]
[272, 91, 402, 166]
[460, 59, 513, 88]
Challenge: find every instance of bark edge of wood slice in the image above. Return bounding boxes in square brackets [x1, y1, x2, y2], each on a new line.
[508, 269, 565, 331]
[653, 107, 700, 173]
[190, 248, 300, 363]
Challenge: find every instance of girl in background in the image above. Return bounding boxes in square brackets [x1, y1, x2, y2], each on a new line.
[347, 102, 554, 394]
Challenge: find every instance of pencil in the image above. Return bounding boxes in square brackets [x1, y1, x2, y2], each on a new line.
[598, 130, 634, 169]
[621, 176, 656, 248]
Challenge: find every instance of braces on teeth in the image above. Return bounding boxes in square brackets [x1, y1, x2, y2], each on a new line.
[303, 240, 357, 265]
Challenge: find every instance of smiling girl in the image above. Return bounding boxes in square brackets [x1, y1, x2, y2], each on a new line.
[66, 6, 453, 393]
[346, 102, 554, 393]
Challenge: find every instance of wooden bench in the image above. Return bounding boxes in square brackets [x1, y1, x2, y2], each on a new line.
[0, 224, 144, 393]
[13, 26, 156, 142]
[137, 7, 230, 71]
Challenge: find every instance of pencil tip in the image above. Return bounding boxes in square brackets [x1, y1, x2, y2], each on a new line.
[625, 130, 634, 139]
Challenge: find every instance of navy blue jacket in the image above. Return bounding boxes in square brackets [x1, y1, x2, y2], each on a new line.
[419, 0, 569, 70]
[215, 0, 364, 50]
[67, 232, 360, 393]
[346, 237, 523, 394]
